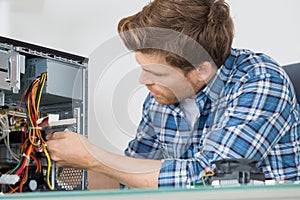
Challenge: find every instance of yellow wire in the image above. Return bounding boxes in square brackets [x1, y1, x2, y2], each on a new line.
[202, 167, 215, 186]
[27, 79, 42, 146]
[37, 73, 47, 111]
[27, 89, 36, 146]
[44, 146, 53, 190]
[32, 74, 52, 190]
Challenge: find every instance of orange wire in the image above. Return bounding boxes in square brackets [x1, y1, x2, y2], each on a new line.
[202, 167, 215, 186]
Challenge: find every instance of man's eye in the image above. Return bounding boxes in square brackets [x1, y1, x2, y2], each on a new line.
[143, 69, 164, 76]
[153, 72, 164, 76]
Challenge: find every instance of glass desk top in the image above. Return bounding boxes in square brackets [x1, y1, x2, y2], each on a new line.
[1, 184, 300, 200]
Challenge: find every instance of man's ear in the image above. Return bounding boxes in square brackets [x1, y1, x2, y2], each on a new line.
[196, 61, 216, 81]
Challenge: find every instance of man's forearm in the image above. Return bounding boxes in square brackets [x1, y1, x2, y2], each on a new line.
[46, 131, 162, 188]
[85, 143, 162, 188]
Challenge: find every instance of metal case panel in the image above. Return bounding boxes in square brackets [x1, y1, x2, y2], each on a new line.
[26, 58, 83, 100]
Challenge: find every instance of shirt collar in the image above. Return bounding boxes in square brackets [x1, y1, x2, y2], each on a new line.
[166, 102, 184, 117]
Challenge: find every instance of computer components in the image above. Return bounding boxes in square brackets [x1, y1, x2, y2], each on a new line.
[208, 159, 265, 187]
[0, 36, 88, 193]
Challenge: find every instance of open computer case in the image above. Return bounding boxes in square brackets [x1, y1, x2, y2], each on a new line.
[0, 36, 88, 193]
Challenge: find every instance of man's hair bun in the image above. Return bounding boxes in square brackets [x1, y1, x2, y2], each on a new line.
[208, 0, 231, 25]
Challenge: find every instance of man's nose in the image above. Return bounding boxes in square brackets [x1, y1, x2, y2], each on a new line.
[139, 71, 154, 85]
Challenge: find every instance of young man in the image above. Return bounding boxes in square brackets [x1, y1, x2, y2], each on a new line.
[46, 0, 300, 188]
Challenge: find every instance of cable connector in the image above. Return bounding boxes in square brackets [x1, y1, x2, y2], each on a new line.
[0, 174, 20, 185]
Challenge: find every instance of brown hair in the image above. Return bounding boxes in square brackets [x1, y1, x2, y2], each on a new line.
[118, 0, 234, 70]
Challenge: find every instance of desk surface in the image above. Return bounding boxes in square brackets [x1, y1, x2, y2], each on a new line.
[1, 184, 300, 200]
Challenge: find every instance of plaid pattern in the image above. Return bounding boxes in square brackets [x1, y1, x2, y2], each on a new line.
[125, 48, 300, 187]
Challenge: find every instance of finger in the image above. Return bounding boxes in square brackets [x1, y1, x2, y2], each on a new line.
[46, 140, 62, 162]
[55, 161, 72, 168]
[45, 140, 55, 153]
[45, 134, 53, 140]
[49, 131, 70, 140]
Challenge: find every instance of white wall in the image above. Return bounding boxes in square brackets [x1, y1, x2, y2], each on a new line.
[227, 0, 300, 65]
[1, 0, 300, 155]
[0, 0, 10, 36]
[2, 0, 299, 65]
[0, 0, 149, 56]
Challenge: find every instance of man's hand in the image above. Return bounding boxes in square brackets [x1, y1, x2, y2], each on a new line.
[46, 131, 97, 169]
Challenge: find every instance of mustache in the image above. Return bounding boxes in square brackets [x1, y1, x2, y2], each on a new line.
[146, 85, 158, 92]
[146, 86, 161, 96]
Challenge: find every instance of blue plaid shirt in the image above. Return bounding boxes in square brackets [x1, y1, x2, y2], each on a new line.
[124, 48, 300, 187]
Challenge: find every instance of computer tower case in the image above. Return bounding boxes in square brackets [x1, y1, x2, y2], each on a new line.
[0, 36, 88, 193]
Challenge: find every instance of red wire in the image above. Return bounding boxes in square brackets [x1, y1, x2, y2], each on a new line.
[15, 144, 32, 175]
[30, 154, 41, 172]
[19, 166, 29, 193]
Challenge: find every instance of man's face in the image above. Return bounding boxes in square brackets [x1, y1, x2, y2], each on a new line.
[136, 52, 210, 105]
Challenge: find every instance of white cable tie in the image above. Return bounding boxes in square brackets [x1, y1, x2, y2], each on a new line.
[29, 127, 42, 130]
[30, 136, 37, 140]
[36, 118, 44, 124]
[26, 157, 31, 166]
[22, 153, 30, 159]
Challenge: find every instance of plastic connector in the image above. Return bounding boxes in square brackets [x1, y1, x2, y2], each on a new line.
[0, 174, 20, 185]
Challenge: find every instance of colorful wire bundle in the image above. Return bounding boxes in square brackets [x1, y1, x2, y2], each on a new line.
[6, 72, 53, 193]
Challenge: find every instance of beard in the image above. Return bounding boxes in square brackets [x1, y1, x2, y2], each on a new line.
[147, 85, 195, 105]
